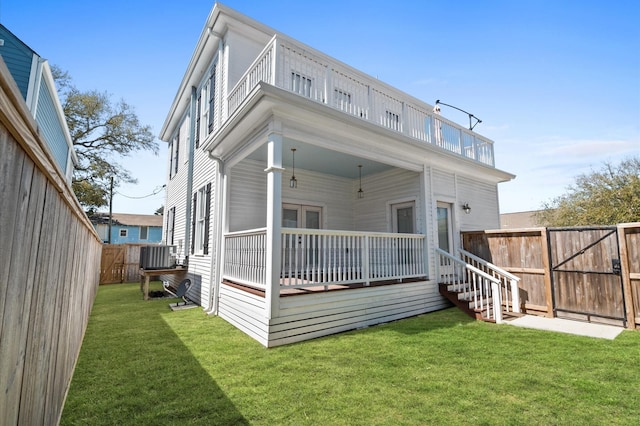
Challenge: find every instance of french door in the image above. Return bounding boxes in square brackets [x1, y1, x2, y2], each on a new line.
[282, 204, 322, 277]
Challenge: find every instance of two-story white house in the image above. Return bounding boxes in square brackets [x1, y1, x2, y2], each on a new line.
[160, 2, 515, 347]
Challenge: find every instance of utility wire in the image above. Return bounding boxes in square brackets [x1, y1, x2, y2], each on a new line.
[116, 185, 165, 199]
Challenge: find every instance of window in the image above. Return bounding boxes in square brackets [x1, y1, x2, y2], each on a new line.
[191, 183, 211, 254]
[169, 130, 179, 178]
[119, 229, 128, 238]
[140, 226, 148, 240]
[385, 110, 400, 131]
[201, 79, 209, 137]
[391, 202, 416, 234]
[291, 72, 312, 97]
[166, 206, 175, 245]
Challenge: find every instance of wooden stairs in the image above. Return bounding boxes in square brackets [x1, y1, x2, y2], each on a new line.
[439, 282, 523, 323]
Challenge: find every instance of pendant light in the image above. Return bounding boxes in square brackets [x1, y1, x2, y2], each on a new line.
[289, 148, 297, 188]
[357, 164, 364, 199]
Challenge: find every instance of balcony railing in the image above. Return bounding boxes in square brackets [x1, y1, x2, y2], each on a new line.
[227, 35, 495, 167]
[222, 228, 427, 291]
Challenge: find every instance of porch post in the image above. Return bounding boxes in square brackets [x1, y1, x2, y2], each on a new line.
[265, 131, 284, 319]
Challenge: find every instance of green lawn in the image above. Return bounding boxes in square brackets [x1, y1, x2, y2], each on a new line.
[61, 282, 640, 425]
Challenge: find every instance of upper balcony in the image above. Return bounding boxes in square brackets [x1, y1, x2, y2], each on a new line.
[226, 34, 495, 167]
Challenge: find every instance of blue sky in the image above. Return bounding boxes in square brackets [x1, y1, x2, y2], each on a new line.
[3, 0, 638, 214]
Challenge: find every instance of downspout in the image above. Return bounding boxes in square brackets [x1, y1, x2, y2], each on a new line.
[183, 87, 197, 264]
[206, 152, 225, 315]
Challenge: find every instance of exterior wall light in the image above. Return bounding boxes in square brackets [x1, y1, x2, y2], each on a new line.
[462, 202, 471, 214]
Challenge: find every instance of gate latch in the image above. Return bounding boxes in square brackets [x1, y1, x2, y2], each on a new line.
[612, 259, 621, 275]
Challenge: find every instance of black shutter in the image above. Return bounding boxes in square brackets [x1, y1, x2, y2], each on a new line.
[203, 183, 212, 254]
[174, 129, 180, 175]
[208, 65, 216, 133]
[170, 207, 175, 245]
[195, 94, 201, 148]
[168, 141, 173, 179]
[191, 192, 197, 254]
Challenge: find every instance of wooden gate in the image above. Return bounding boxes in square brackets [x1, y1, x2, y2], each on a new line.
[547, 227, 626, 326]
[100, 245, 126, 284]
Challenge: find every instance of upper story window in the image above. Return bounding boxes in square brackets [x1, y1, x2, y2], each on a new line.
[191, 183, 211, 255]
[140, 226, 148, 240]
[119, 229, 128, 238]
[385, 110, 400, 131]
[291, 72, 312, 97]
[169, 129, 180, 179]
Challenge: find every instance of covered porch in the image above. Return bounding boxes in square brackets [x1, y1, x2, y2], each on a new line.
[223, 227, 428, 294]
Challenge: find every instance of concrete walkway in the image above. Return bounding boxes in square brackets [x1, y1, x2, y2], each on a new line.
[506, 315, 624, 340]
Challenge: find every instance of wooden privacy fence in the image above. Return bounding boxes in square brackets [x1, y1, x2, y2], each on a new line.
[100, 243, 147, 284]
[0, 59, 102, 425]
[462, 224, 640, 329]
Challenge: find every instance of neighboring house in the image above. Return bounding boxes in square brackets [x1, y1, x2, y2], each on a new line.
[0, 24, 77, 182]
[90, 213, 163, 244]
[500, 210, 544, 229]
[159, 3, 515, 347]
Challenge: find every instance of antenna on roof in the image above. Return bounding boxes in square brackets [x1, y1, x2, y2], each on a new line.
[435, 100, 482, 131]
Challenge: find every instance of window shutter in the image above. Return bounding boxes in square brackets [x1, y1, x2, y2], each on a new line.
[174, 129, 180, 175]
[195, 94, 201, 148]
[203, 183, 212, 254]
[168, 141, 173, 179]
[191, 193, 197, 254]
[208, 65, 216, 133]
[170, 207, 175, 245]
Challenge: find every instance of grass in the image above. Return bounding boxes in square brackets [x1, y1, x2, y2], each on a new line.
[61, 282, 640, 425]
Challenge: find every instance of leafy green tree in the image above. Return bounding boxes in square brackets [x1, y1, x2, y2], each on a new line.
[537, 156, 640, 226]
[52, 66, 158, 210]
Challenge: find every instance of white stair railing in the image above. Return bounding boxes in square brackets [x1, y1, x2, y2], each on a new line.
[459, 249, 521, 314]
[436, 248, 503, 323]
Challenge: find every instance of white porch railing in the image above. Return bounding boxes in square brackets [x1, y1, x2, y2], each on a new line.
[459, 249, 521, 314]
[436, 248, 503, 323]
[223, 228, 268, 289]
[222, 228, 426, 291]
[226, 35, 495, 167]
[281, 228, 426, 289]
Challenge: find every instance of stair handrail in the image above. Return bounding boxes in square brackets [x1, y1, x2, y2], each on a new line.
[458, 248, 521, 314]
[436, 248, 503, 322]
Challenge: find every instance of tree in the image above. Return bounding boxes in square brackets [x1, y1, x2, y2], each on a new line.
[52, 66, 158, 210]
[537, 156, 640, 226]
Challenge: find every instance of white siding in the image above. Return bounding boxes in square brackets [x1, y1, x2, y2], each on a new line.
[218, 284, 269, 346]
[354, 168, 422, 233]
[269, 281, 448, 347]
[456, 175, 500, 231]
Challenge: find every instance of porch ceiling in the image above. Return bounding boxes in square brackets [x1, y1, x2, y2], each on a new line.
[246, 140, 393, 178]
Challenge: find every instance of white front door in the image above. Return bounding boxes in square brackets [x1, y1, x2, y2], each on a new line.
[436, 202, 453, 253]
[437, 202, 455, 278]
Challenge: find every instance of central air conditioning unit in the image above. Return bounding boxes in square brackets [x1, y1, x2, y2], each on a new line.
[139, 245, 177, 270]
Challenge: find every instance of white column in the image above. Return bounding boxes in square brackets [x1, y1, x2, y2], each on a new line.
[264, 132, 284, 319]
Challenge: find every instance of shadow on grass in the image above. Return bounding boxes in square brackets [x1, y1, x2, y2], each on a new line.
[61, 283, 248, 426]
